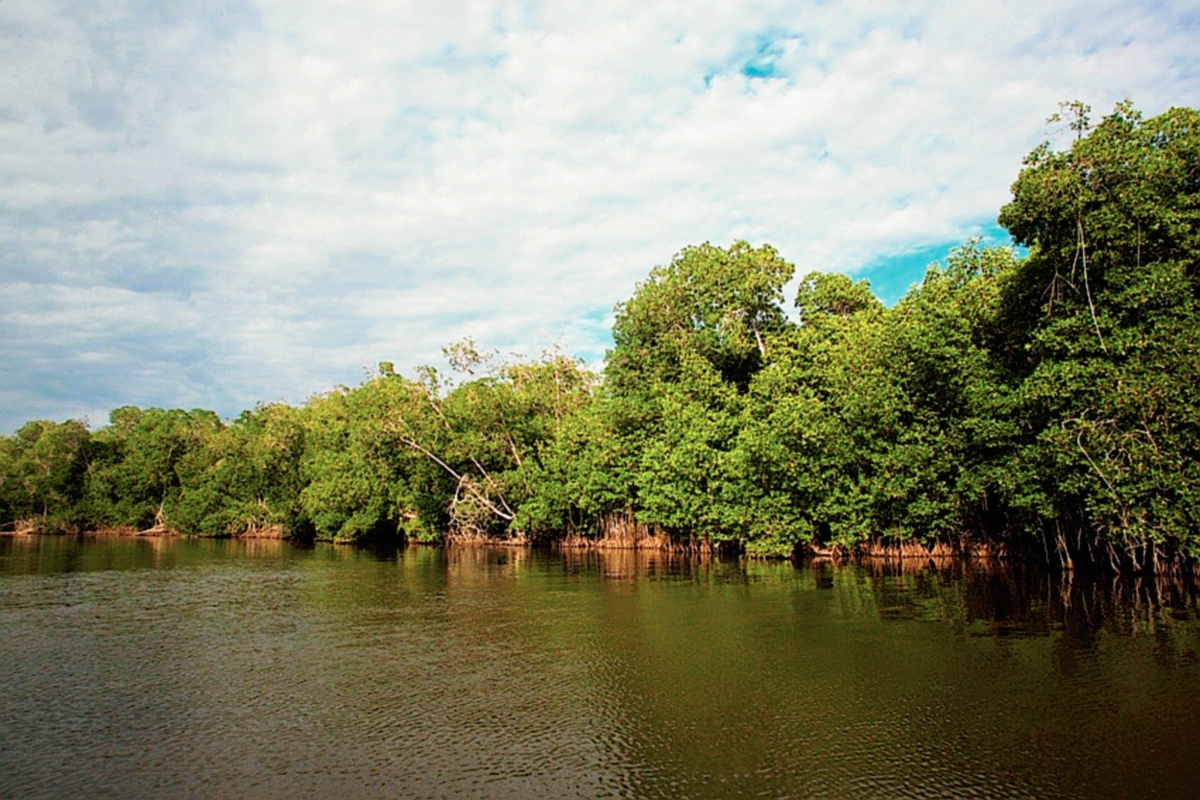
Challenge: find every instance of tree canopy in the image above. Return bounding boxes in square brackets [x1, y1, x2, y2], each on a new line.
[4, 102, 1197, 573]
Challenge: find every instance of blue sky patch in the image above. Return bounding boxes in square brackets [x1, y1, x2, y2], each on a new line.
[855, 223, 1020, 306]
[742, 35, 787, 78]
[703, 30, 796, 85]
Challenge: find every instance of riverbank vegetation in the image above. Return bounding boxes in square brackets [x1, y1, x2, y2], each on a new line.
[3, 103, 1197, 573]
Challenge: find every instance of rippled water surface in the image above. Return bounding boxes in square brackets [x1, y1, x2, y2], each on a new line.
[2, 536, 1199, 799]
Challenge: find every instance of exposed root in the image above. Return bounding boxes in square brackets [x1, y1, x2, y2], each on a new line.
[135, 508, 181, 537]
[555, 513, 719, 555]
[1, 518, 79, 536]
[798, 536, 1008, 564]
[89, 525, 139, 536]
[13, 518, 43, 536]
[237, 522, 286, 540]
[445, 531, 530, 548]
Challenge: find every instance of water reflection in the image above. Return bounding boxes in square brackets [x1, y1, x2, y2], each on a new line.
[0, 536, 1198, 799]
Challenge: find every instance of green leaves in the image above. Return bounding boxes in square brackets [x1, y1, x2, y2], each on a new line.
[84, 407, 222, 531]
[599, 242, 798, 546]
[795, 272, 882, 323]
[996, 102, 1200, 561]
[3, 102, 1196, 569]
[0, 419, 93, 531]
[610, 241, 794, 392]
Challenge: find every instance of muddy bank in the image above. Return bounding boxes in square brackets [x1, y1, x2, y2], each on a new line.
[1, 518, 288, 540]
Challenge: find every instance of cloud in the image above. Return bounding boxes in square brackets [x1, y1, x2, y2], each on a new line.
[1, 0, 1199, 431]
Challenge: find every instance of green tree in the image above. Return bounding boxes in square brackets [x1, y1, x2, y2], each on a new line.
[300, 374, 434, 543]
[171, 403, 309, 537]
[740, 271, 894, 551]
[0, 419, 93, 531]
[602, 241, 795, 549]
[84, 407, 222, 530]
[401, 345, 597, 541]
[996, 101, 1200, 566]
[882, 243, 1019, 540]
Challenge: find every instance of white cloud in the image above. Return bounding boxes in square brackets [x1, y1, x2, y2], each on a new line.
[1, 0, 1198, 430]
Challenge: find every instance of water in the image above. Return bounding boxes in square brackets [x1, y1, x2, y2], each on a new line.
[1, 536, 1198, 799]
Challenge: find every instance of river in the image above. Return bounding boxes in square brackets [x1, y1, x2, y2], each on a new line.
[1, 535, 1197, 798]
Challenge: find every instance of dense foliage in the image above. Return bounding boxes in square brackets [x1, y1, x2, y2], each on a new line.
[3, 103, 1197, 572]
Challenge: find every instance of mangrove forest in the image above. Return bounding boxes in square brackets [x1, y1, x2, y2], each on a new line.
[3, 102, 1198, 574]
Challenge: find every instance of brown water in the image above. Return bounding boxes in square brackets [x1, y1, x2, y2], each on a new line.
[1, 536, 1198, 799]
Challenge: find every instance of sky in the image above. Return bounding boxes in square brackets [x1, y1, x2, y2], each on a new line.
[2, 0, 1199, 433]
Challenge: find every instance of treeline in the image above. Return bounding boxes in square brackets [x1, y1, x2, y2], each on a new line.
[2, 103, 1198, 572]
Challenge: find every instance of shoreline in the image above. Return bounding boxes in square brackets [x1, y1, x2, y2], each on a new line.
[6, 521, 1196, 577]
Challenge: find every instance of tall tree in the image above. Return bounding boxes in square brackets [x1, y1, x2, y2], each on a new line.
[997, 102, 1200, 566]
[604, 241, 795, 547]
[0, 420, 93, 531]
[84, 407, 222, 531]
